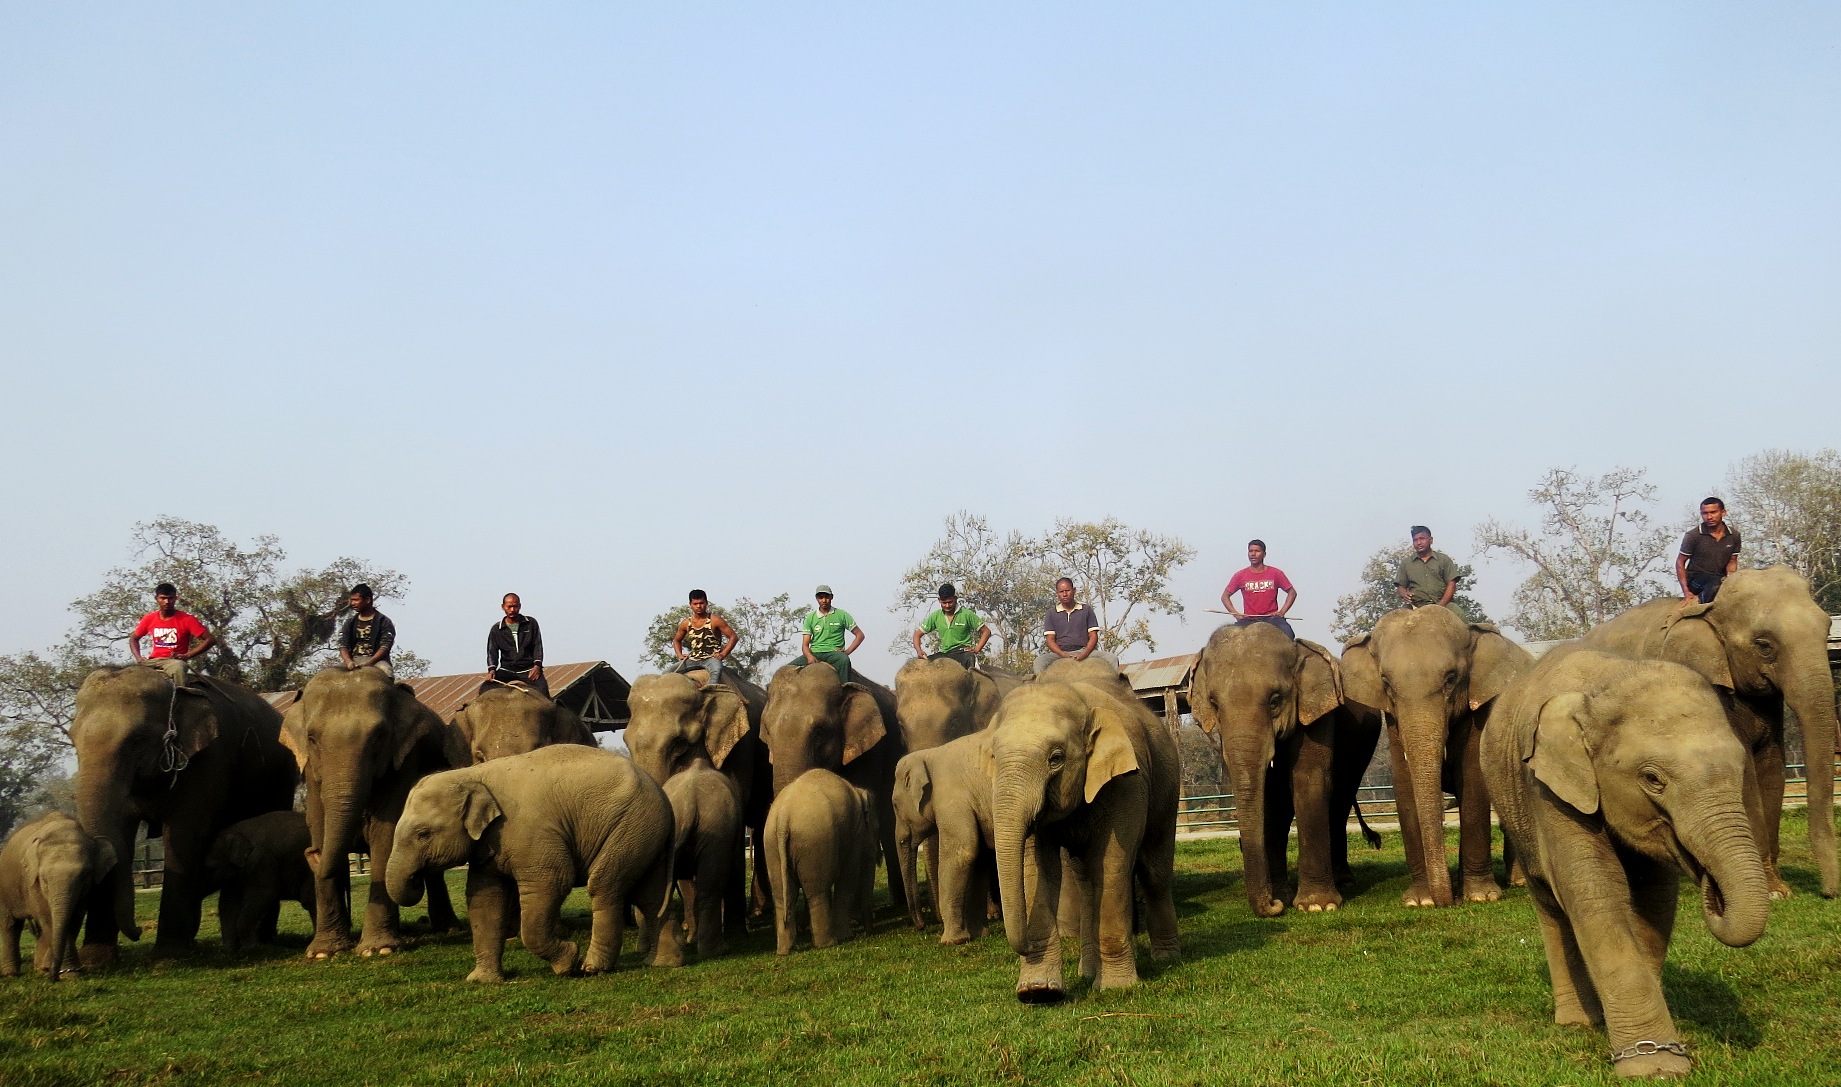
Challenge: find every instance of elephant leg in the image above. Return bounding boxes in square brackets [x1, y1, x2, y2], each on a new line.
[218, 884, 246, 952]
[768, 833, 798, 956]
[1753, 735, 1791, 899]
[696, 837, 730, 958]
[963, 849, 992, 941]
[516, 874, 579, 976]
[1090, 831, 1144, 990]
[626, 844, 680, 970]
[1528, 878, 1602, 1026]
[1068, 850, 1100, 982]
[1055, 849, 1082, 941]
[921, 834, 942, 925]
[722, 827, 749, 939]
[463, 865, 509, 983]
[1291, 724, 1342, 912]
[1135, 824, 1181, 962]
[1263, 759, 1294, 905]
[1457, 718, 1501, 903]
[307, 849, 356, 960]
[936, 829, 975, 945]
[154, 825, 210, 954]
[423, 868, 459, 934]
[807, 876, 840, 949]
[2, 918, 22, 977]
[356, 823, 406, 955]
[1387, 723, 1434, 907]
[752, 824, 773, 918]
[1503, 836, 1528, 888]
[1624, 855, 1679, 977]
[1015, 835, 1066, 1001]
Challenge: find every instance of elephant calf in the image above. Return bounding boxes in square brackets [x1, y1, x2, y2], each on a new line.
[1, 812, 116, 981]
[765, 769, 879, 955]
[205, 811, 315, 952]
[662, 764, 743, 961]
[386, 745, 678, 982]
[894, 733, 997, 944]
[1482, 647, 1769, 1080]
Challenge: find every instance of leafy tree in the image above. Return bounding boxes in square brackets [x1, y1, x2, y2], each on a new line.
[891, 512, 1057, 673]
[1724, 448, 1841, 612]
[640, 593, 805, 682]
[1331, 545, 1492, 643]
[1038, 517, 1195, 656]
[1473, 467, 1673, 641]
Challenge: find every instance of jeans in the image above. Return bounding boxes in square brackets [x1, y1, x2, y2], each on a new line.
[807, 651, 852, 685]
[1237, 615, 1296, 639]
[1033, 649, 1120, 675]
[1687, 573, 1724, 604]
[670, 656, 724, 684]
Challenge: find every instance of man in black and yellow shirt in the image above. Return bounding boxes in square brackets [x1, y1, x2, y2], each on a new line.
[669, 589, 738, 684]
[339, 584, 397, 677]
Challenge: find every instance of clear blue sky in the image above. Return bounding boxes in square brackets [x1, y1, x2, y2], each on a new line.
[4, 4, 1837, 683]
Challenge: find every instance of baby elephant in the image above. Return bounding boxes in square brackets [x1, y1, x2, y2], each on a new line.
[766, 768, 879, 955]
[1481, 647, 1770, 1080]
[205, 811, 316, 952]
[1, 812, 117, 981]
[662, 764, 743, 961]
[385, 745, 677, 983]
[893, 732, 997, 944]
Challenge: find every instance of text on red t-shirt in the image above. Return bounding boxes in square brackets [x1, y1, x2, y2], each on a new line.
[1225, 566, 1293, 616]
[133, 610, 208, 658]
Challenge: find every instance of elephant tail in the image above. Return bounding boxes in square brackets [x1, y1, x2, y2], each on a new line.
[1356, 804, 1381, 850]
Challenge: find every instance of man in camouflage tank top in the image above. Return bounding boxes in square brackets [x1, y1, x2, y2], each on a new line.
[670, 589, 738, 683]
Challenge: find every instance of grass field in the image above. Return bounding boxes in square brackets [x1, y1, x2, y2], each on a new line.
[3, 814, 1838, 1087]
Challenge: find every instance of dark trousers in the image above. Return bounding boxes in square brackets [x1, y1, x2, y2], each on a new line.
[486, 667, 550, 696]
[1687, 573, 1724, 604]
[807, 651, 852, 685]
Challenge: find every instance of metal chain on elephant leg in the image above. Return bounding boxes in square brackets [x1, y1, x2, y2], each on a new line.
[1609, 1040, 1690, 1064]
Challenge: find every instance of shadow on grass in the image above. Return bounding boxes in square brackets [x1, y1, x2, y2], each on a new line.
[1663, 961, 1763, 1048]
[1777, 863, 1828, 898]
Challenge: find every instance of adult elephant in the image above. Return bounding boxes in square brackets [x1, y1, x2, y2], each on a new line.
[453, 682, 596, 764]
[893, 657, 1024, 751]
[73, 665, 297, 965]
[278, 666, 463, 959]
[1190, 623, 1381, 917]
[992, 675, 1180, 1000]
[1341, 607, 1532, 907]
[760, 663, 907, 916]
[1583, 566, 1838, 898]
[624, 670, 770, 936]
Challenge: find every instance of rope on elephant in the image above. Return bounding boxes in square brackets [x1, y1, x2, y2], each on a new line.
[483, 678, 551, 703]
[160, 678, 189, 778]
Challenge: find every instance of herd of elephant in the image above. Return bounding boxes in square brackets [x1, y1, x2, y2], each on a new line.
[2, 565, 1835, 1079]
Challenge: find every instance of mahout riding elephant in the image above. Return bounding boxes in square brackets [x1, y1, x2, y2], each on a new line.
[1341, 607, 1532, 907]
[992, 675, 1180, 1000]
[278, 666, 464, 959]
[764, 768, 878, 955]
[1583, 566, 1838, 899]
[1190, 622, 1381, 916]
[73, 665, 297, 965]
[386, 745, 678, 981]
[624, 670, 770, 933]
[204, 811, 315, 952]
[1482, 646, 1769, 1080]
[662, 764, 743, 960]
[760, 663, 906, 915]
[1, 812, 116, 980]
[453, 682, 595, 764]
[893, 731, 998, 942]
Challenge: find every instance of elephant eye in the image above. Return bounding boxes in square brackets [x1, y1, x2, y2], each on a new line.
[417, 827, 431, 839]
[1443, 671, 1459, 690]
[1047, 749, 1065, 771]
[1641, 769, 1665, 793]
[1752, 637, 1775, 656]
[1267, 692, 1285, 710]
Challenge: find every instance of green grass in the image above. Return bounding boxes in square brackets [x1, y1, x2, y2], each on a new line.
[3, 815, 1838, 1087]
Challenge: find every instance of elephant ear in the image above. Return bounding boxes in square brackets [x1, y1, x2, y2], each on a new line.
[173, 687, 221, 760]
[1658, 615, 1735, 692]
[217, 830, 255, 872]
[1339, 634, 1387, 714]
[839, 684, 887, 765]
[1081, 690, 1142, 804]
[452, 704, 479, 749]
[461, 780, 504, 841]
[1468, 626, 1531, 712]
[896, 755, 934, 824]
[391, 689, 449, 770]
[701, 685, 752, 769]
[1189, 656, 1218, 736]
[1529, 692, 1598, 815]
[1294, 640, 1343, 728]
[970, 670, 1003, 727]
[279, 702, 309, 772]
[91, 834, 118, 877]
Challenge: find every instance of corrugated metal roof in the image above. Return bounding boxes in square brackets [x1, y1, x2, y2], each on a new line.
[261, 661, 632, 730]
[1120, 653, 1199, 694]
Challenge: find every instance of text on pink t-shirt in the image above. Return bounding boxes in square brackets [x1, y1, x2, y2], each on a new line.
[1225, 566, 1293, 616]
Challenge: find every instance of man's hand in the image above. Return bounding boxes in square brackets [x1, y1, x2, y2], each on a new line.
[529, 664, 543, 682]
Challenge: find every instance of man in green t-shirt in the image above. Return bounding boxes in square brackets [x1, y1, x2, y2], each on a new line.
[800, 584, 865, 684]
[1395, 526, 1459, 609]
[911, 582, 991, 670]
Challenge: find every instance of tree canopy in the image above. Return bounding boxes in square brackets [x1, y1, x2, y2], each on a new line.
[1330, 544, 1492, 642]
[1724, 449, 1841, 613]
[639, 593, 806, 682]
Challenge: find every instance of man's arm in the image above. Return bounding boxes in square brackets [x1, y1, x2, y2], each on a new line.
[527, 621, 544, 681]
[671, 618, 690, 660]
[1073, 628, 1097, 661]
[339, 617, 358, 668]
[845, 626, 866, 656]
[1676, 552, 1693, 599]
[1437, 580, 1456, 607]
[715, 616, 739, 660]
[1394, 561, 1414, 604]
[911, 627, 927, 658]
[972, 623, 991, 654]
[800, 633, 818, 664]
[1044, 616, 1071, 658]
[1277, 587, 1297, 618]
[183, 628, 217, 662]
[1725, 542, 1740, 576]
[366, 617, 395, 666]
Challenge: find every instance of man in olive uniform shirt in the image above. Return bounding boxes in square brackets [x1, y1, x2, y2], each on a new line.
[1395, 526, 1458, 608]
[911, 583, 990, 670]
[1678, 497, 1742, 604]
[800, 585, 864, 684]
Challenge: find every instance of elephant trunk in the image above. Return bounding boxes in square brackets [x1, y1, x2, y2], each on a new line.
[75, 771, 139, 944]
[994, 769, 1046, 956]
[315, 786, 365, 882]
[1680, 812, 1770, 947]
[895, 826, 925, 931]
[44, 883, 82, 980]
[385, 848, 425, 908]
[1402, 710, 1455, 907]
[1784, 664, 1839, 897]
[1224, 734, 1278, 916]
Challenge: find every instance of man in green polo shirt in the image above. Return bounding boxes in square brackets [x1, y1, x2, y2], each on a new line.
[1395, 526, 1458, 608]
[800, 584, 865, 684]
[911, 582, 991, 670]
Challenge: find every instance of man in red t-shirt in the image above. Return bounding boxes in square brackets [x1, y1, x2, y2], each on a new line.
[130, 582, 215, 685]
[1222, 540, 1296, 639]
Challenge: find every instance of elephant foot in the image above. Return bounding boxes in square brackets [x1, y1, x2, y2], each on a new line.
[1294, 888, 1343, 913]
[151, 938, 198, 960]
[1553, 1005, 1600, 1027]
[1768, 876, 1794, 901]
[1149, 939, 1180, 962]
[465, 966, 506, 984]
[306, 931, 355, 960]
[1016, 980, 1066, 1004]
[939, 930, 971, 946]
[1095, 964, 1140, 990]
[78, 944, 118, 970]
[547, 941, 581, 975]
[356, 933, 407, 957]
[1401, 887, 1437, 908]
[1464, 875, 1503, 903]
[1252, 897, 1285, 918]
[1016, 955, 1064, 1002]
[1613, 1050, 1691, 1079]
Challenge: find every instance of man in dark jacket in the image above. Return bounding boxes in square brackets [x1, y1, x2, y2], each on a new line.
[485, 592, 548, 695]
[339, 583, 397, 677]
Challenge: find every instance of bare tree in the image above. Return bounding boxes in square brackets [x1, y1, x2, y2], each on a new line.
[1474, 467, 1673, 641]
[641, 593, 806, 682]
[1330, 545, 1491, 642]
[1724, 448, 1841, 612]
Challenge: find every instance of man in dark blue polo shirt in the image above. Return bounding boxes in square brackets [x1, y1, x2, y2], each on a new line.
[1678, 497, 1742, 604]
[1035, 577, 1115, 674]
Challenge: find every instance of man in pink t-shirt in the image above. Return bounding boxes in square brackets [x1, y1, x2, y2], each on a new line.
[129, 582, 215, 685]
[1222, 540, 1296, 639]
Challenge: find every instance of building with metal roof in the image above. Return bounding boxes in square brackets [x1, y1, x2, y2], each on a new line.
[263, 661, 631, 731]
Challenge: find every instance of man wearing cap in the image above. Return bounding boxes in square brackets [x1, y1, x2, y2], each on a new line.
[338, 583, 397, 677]
[1677, 497, 1742, 604]
[912, 583, 990, 670]
[800, 585, 864, 684]
[129, 582, 215, 686]
[485, 592, 548, 695]
[669, 589, 738, 683]
[1036, 577, 1114, 673]
[1222, 540, 1296, 639]
[1395, 526, 1458, 609]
